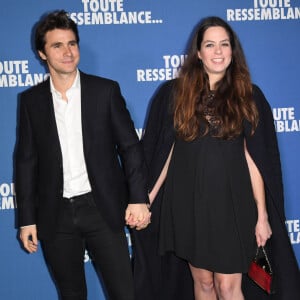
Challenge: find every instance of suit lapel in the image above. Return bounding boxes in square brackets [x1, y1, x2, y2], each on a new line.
[39, 79, 63, 162]
[80, 72, 92, 157]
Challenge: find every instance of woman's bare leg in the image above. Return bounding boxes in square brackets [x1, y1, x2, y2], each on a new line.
[189, 264, 217, 300]
[214, 273, 244, 300]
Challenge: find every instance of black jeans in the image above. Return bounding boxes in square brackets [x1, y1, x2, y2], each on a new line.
[42, 193, 134, 300]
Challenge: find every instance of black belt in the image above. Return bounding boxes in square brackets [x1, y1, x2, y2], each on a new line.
[63, 192, 92, 204]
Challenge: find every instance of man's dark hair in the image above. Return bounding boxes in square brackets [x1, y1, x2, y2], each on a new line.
[35, 10, 79, 54]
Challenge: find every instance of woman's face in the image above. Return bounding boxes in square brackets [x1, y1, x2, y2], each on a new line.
[197, 26, 232, 87]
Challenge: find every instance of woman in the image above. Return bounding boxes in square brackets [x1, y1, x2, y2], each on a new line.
[134, 16, 300, 300]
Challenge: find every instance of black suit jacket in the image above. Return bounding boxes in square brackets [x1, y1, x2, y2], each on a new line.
[15, 71, 148, 239]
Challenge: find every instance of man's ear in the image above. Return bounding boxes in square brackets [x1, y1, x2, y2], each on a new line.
[38, 50, 47, 61]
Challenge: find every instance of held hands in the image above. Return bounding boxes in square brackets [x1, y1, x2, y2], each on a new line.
[125, 203, 151, 230]
[20, 225, 38, 253]
[255, 218, 272, 247]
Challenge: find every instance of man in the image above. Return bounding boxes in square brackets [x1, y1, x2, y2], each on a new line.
[15, 10, 150, 300]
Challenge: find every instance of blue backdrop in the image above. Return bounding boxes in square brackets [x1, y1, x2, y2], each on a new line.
[0, 0, 299, 299]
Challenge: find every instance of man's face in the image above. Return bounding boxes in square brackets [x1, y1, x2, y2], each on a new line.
[38, 29, 80, 77]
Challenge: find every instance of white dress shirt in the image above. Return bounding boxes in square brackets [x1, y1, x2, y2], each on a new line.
[51, 70, 92, 198]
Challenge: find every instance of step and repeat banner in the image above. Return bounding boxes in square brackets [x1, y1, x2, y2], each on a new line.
[0, 0, 299, 299]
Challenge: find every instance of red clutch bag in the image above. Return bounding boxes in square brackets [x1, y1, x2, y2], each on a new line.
[248, 246, 275, 294]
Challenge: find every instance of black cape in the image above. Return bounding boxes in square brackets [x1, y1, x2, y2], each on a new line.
[132, 80, 300, 300]
[132, 80, 194, 300]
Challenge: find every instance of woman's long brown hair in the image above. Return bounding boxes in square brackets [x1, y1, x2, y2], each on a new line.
[174, 16, 258, 141]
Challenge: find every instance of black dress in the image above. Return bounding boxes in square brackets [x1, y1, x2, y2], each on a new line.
[159, 117, 257, 273]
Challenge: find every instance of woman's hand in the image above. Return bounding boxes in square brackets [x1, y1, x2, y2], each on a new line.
[125, 203, 151, 230]
[255, 218, 272, 247]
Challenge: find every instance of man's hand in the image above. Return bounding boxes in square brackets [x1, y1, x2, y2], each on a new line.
[125, 203, 151, 230]
[20, 225, 38, 253]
